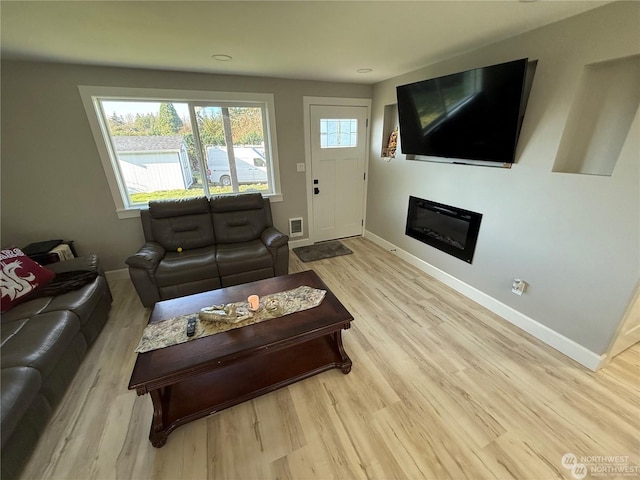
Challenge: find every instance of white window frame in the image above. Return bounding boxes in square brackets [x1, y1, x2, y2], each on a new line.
[79, 86, 282, 219]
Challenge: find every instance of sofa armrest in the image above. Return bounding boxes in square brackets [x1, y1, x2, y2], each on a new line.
[261, 227, 289, 249]
[125, 242, 165, 272]
[47, 254, 99, 275]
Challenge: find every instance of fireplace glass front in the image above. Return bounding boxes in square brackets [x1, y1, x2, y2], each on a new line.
[405, 196, 482, 263]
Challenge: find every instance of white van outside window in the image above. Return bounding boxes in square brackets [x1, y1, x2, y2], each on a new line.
[206, 146, 268, 186]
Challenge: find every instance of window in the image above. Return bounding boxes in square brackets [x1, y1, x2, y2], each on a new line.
[320, 119, 358, 148]
[79, 87, 281, 218]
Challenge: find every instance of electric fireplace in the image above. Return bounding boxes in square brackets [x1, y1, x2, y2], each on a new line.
[405, 196, 482, 263]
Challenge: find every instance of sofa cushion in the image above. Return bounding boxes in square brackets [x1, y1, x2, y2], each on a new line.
[215, 240, 274, 276]
[1, 266, 104, 326]
[209, 193, 264, 212]
[2, 276, 105, 328]
[210, 194, 270, 244]
[1, 311, 80, 379]
[0, 367, 42, 447]
[150, 196, 210, 218]
[155, 246, 219, 287]
[0, 297, 53, 325]
[149, 197, 216, 251]
[1, 248, 56, 312]
[42, 276, 108, 327]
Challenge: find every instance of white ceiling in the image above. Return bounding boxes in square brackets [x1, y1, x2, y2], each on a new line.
[1, 0, 610, 84]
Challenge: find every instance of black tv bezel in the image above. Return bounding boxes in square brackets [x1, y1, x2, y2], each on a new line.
[405, 196, 483, 264]
[396, 58, 530, 164]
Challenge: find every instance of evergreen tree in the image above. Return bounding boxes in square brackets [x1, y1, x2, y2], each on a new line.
[156, 103, 182, 135]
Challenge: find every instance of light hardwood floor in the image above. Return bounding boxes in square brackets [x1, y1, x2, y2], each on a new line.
[20, 237, 639, 480]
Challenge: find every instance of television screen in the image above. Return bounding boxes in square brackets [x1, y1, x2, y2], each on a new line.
[396, 58, 529, 164]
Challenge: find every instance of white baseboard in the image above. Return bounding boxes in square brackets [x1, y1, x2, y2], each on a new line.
[289, 238, 314, 249]
[363, 230, 605, 371]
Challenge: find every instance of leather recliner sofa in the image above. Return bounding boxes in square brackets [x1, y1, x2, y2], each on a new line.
[1, 255, 112, 480]
[126, 193, 289, 308]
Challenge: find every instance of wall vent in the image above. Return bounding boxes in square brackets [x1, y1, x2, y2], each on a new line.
[289, 217, 303, 237]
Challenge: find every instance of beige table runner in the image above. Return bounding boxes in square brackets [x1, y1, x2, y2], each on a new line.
[135, 285, 326, 353]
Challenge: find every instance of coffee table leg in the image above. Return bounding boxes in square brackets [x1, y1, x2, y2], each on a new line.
[149, 389, 169, 447]
[334, 330, 352, 374]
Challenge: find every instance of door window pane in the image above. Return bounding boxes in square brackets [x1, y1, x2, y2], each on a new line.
[320, 119, 357, 148]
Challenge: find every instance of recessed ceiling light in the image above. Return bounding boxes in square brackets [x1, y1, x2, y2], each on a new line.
[212, 54, 232, 61]
[357, 68, 373, 74]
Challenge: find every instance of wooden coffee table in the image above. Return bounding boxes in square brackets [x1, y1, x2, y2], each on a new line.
[128, 270, 353, 447]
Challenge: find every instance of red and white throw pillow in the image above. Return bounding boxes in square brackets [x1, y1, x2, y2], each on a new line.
[0, 248, 56, 311]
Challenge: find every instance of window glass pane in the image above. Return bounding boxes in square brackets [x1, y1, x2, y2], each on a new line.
[195, 106, 270, 195]
[320, 118, 358, 148]
[100, 100, 203, 205]
[96, 98, 273, 207]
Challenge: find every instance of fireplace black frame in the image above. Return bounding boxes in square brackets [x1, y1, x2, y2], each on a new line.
[405, 196, 483, 263]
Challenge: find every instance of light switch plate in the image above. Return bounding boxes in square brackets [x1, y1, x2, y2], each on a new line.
[296, 163, 305, 172]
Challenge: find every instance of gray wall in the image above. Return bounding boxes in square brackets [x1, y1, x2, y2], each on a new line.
[1, 62, 371, 270]
[367, 1, 639, 355]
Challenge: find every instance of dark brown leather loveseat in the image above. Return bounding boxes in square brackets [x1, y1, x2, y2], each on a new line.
[1, 255, 112, 480]
[126, 193, 289, 308]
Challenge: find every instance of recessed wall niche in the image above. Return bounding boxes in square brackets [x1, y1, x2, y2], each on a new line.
[553, 55, 640, 176]
[381, 103, 398, 158]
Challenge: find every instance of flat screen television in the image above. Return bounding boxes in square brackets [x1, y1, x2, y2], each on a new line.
[396, 58, 530, 164]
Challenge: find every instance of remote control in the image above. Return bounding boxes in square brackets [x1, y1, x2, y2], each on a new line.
[186, 317, 196, 337]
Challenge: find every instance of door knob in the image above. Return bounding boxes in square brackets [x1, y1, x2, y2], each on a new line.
[314, 187, 320, 195]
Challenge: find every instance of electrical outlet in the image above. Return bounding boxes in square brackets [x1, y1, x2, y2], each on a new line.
[512, 278, 526, 296]
[296, 163, 305, 172]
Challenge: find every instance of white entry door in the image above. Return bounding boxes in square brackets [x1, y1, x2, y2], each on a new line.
[309, 104, 368, 242]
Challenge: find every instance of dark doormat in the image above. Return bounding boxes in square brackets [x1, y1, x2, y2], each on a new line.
[293, 241, 353, 263]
